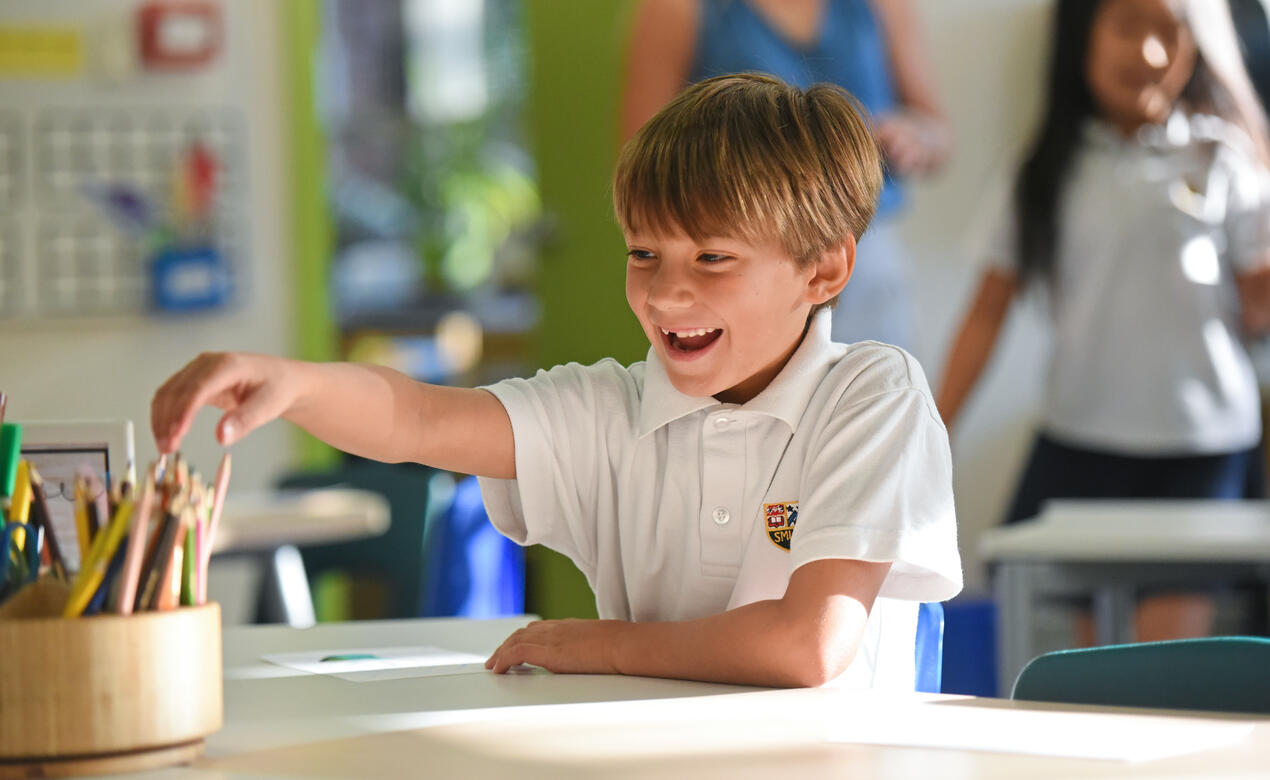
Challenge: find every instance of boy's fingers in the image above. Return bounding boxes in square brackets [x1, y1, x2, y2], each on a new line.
[217, 383, 287, 447]
[493, 643, 551, 674]
[151, 353, 244, 451]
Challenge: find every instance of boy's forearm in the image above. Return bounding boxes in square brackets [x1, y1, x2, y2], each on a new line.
[284, 361, 515, 478]
[610, 596, 867, 688]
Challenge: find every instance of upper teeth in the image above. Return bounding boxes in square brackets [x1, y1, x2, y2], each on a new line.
[661, 328, 718, 338]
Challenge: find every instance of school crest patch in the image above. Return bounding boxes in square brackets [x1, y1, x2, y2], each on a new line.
[764, 501, 798, 550]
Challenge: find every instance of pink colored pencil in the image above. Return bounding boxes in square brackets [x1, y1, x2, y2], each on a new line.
[115, 464, 157, 615]
[200, 453, 231, 587]
[195, 507, 207, 604]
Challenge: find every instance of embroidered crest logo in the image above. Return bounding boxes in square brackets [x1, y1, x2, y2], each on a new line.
[764, 501, 798, 550]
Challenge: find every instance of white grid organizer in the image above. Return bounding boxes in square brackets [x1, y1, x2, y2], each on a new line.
[0, 106, 243, 318]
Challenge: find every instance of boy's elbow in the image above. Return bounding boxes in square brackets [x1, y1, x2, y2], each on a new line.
[776, 621, 859, 688]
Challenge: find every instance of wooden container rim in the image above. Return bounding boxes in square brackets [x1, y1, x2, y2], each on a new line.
[0, 601, 220, 629]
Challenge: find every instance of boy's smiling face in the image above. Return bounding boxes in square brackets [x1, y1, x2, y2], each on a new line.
[625, 228, 851, 404]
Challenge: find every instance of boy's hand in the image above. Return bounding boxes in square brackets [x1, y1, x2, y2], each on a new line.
[485, 619, 629, 675]
[151, 352, 298, 454]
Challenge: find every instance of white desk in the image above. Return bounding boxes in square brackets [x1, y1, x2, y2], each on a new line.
[214, 489, 390, 555]
[214, 489, 390, 626]
[981, 500, 1270, 695]
[131, 616, 1270, 779]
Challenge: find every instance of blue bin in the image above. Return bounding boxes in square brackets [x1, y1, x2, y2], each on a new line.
[940, 595, 998, 697]
[421, 476, 524, 618]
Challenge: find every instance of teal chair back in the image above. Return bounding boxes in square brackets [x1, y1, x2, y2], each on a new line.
[1012, 637, 1270, 715]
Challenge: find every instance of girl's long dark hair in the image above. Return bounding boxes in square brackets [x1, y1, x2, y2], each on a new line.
[1015, 0, 1270, 287]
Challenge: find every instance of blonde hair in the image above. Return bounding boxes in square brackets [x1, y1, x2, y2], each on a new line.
[613, 73, 883, 309]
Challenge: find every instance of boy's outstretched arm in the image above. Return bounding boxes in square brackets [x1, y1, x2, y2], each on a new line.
[485, 558, 891, 688]
[151, 353, 515, 479]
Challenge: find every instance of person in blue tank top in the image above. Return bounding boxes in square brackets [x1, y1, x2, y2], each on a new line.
[622, 0, 951, 350]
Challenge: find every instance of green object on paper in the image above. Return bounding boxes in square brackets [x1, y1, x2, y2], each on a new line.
[0, 423, 21, 500]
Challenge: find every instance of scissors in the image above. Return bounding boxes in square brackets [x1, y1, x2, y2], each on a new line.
[0, 521, 42, 603]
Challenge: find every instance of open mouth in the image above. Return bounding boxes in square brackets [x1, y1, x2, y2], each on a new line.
[660, 327, 723, 354]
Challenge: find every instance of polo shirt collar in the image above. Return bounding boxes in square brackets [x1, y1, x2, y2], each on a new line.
[637, 308, 836, 438]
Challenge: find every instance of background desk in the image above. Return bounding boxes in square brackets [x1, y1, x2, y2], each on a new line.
[212, 489, 390, 626]
[981, 500, 1270, 694]
[131, 616, 1270, 779]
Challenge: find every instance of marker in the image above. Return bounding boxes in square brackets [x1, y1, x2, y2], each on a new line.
[320, 654, 379, 662]
[0, 422, 21, 502]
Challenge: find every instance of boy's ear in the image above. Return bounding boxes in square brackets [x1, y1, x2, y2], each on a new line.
[805, 236, 856, 304]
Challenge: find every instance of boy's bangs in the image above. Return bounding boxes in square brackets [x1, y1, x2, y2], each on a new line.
[615, 148, 776, 246]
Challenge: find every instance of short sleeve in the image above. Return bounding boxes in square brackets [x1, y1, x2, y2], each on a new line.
[1221, 142, 1270, 272]
[969, 164, 1022, 275]
[789, 357, 962, 602]
[476, 360, 637, 581]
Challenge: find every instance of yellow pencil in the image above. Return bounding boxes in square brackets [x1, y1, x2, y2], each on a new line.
[9, 460, 32, 551]
[63, 497, 134, 617]
[73, 477, 91, 568]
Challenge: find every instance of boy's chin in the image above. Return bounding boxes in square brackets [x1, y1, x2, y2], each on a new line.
[664, 373, 723, 399]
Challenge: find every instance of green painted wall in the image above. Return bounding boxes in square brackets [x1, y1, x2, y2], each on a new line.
[285, 1, 645, 619]
[524, 1, 646, 619]
[283, 0, 338, 470]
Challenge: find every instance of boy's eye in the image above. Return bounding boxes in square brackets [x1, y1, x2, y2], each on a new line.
[626, 249, 655, 261]
[697, 253, 730, 264]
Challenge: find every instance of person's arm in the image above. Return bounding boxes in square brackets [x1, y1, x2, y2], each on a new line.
[935, 269, 1017, 429]
[150, 353, 515, 479]
[486, 557, 891, 687]
[1236, 261, 1270, 335]
[867, 0, 952, 176]
[619, 0, 699, 143]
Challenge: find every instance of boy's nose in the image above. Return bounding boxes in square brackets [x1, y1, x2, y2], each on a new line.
[646, 265, 695, 308]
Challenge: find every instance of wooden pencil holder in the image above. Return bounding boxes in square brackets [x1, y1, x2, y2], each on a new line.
[0, 603, 222, 778]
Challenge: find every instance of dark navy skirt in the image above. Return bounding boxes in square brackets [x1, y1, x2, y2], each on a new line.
[1003, 433, 1267, 525]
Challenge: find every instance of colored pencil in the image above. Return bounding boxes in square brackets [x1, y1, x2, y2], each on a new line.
[63, 496, 134, 617]
[200, 453, 231, 586]
[115, 464, 157, 615]
[26, 466, 66, 581]
[139, 487, 185, 612]
[9, 461, 31, 551]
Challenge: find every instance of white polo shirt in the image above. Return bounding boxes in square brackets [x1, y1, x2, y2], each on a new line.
[983, 113, 1270, 454]
[478, 309, 963, 689]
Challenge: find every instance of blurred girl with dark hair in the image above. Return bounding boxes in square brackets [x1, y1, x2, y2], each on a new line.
[938, 0, 1270, 641]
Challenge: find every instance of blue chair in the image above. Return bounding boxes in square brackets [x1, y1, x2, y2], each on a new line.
[1012, 637, 1270, 715]
[420, 475, 524, 618]
[915, 601, 944, 693]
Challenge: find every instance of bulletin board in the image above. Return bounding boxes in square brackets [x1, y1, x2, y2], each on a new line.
[0, 1, 247, 320]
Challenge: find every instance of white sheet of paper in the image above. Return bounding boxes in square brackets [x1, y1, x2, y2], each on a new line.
[262, 646, 489, 682]
[831, 703, 1254, 761]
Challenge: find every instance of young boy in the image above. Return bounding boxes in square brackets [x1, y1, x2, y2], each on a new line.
[151, 74, 961, 689]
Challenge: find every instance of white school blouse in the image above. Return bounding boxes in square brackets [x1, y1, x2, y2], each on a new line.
[983, 114, 1270, 454]
[478, 309, 963, 689]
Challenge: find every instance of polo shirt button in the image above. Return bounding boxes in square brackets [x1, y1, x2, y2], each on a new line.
[712, 506, 730, 525]
[713, 416, 730, 427]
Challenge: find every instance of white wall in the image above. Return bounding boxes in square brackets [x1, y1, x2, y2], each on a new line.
[899, 0, 1054, 591]
[0, 1, 296, 492]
